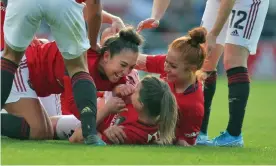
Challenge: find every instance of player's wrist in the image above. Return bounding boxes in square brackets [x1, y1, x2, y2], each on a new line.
[209, 29, 220, 37]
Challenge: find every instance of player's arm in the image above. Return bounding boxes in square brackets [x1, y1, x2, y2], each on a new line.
[97, 97, 127, 125]
[135, 54, 148, 70]
[210, 0, 236, 36]
[103, 125, 147, 145]
[102, 10, 124, 27]
[96, 102, 111, 126]
[137, 0, 171, 32]
[176, 115, 202, 146]
[102, 10, 125, 33]
[85, 0, 102, 50]
[135, 54, 166, 74]
[151, 0, 171, 21]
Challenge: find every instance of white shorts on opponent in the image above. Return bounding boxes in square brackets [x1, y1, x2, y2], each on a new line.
[39, 94, 62, 117]
[5, 55, 37, 103]
[201, 0, 269, 54]
[4, 0, 90, 59]
[4, 55, 62, 116]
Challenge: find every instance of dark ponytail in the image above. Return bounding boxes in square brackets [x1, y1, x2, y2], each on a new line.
[100, 26, 144, 57]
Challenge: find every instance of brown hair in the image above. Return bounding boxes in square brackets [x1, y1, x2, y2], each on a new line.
[139, 76, 178, 144]
[169, 27, 207, 70]
[100, 26, 144, 58]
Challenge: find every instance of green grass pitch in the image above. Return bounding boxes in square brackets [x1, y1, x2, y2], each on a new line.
[1, 79, 276, 165]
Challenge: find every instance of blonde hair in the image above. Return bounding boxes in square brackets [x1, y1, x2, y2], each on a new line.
[139, 76, 178, 144]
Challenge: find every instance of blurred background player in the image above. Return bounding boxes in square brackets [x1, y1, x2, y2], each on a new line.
[136, 27, 206, 146]
[197, 0, 270, 147]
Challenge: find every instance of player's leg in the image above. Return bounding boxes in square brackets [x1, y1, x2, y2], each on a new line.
[196, 0, 227, 144]
[1, 0, 41, 108]
[199, 47, 223, 135]
[1, 58, 54, 139]
[210, 0, 269, 147]
[44, 0, 105, 145]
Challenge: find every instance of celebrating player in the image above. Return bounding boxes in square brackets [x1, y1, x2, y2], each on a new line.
[1, 0, 105, 145]
[1, 3, 144, 142]
[65, 76, 178, 145]
[197, 0, 269, 147]
[136, 27, 206, 146]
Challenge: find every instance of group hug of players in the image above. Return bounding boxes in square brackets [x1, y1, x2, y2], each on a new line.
[1, 0, 269, 146]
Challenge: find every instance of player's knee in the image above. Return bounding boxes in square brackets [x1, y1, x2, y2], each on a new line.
[63, 53, 88, 77]
[45, 121, 55, 139]
[2, 44, 25, 65]
[47, 128, 55, 140]
[223, 44, 249, 70]
[29, 123, 49, 140]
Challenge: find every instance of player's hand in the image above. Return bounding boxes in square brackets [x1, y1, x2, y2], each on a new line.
[114, 84, 135, 97]
[137, 18, 160, 33]
[103, 125, 127, 144]
[69, 127, 84, 143]
[206, 32, 217, 55]
[111, 17, 125, 33]
[177, 139, 192, 146]
[105, 97, 128, 114]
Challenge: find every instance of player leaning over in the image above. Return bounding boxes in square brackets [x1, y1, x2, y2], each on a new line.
[1, 0, 170, 145]
[1, 0, 106, 145]
[197, 0, 269, 147]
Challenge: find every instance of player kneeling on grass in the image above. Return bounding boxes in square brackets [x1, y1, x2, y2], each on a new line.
[136, 27, 207, 146]
[52, 69, 140, 140]
[54, 76, 178, 145]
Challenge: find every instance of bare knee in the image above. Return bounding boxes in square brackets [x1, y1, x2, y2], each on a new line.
[2, 44, 25, 64]
[63, 52, 88, 77]
[5, 98, 54, 140]
[223, 44, 249, 70]
[29, 125, 49, 140]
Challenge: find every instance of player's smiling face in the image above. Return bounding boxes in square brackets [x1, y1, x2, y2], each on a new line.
[102, 49, 138, 83]
[165, 49, 189, 82]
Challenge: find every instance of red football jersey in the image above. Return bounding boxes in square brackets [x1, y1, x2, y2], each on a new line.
[168, 81, 204, 145]
[61, 49, 127, 118]
[99, 104, 159, 145]
[26, 42, 65, 97]
[145, 55, 204, 145]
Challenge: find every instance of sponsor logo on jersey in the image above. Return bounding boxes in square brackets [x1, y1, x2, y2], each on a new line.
[231, 29, 239, 36]
[147, 131, 160, 143]
[184, 131, 199, 138]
